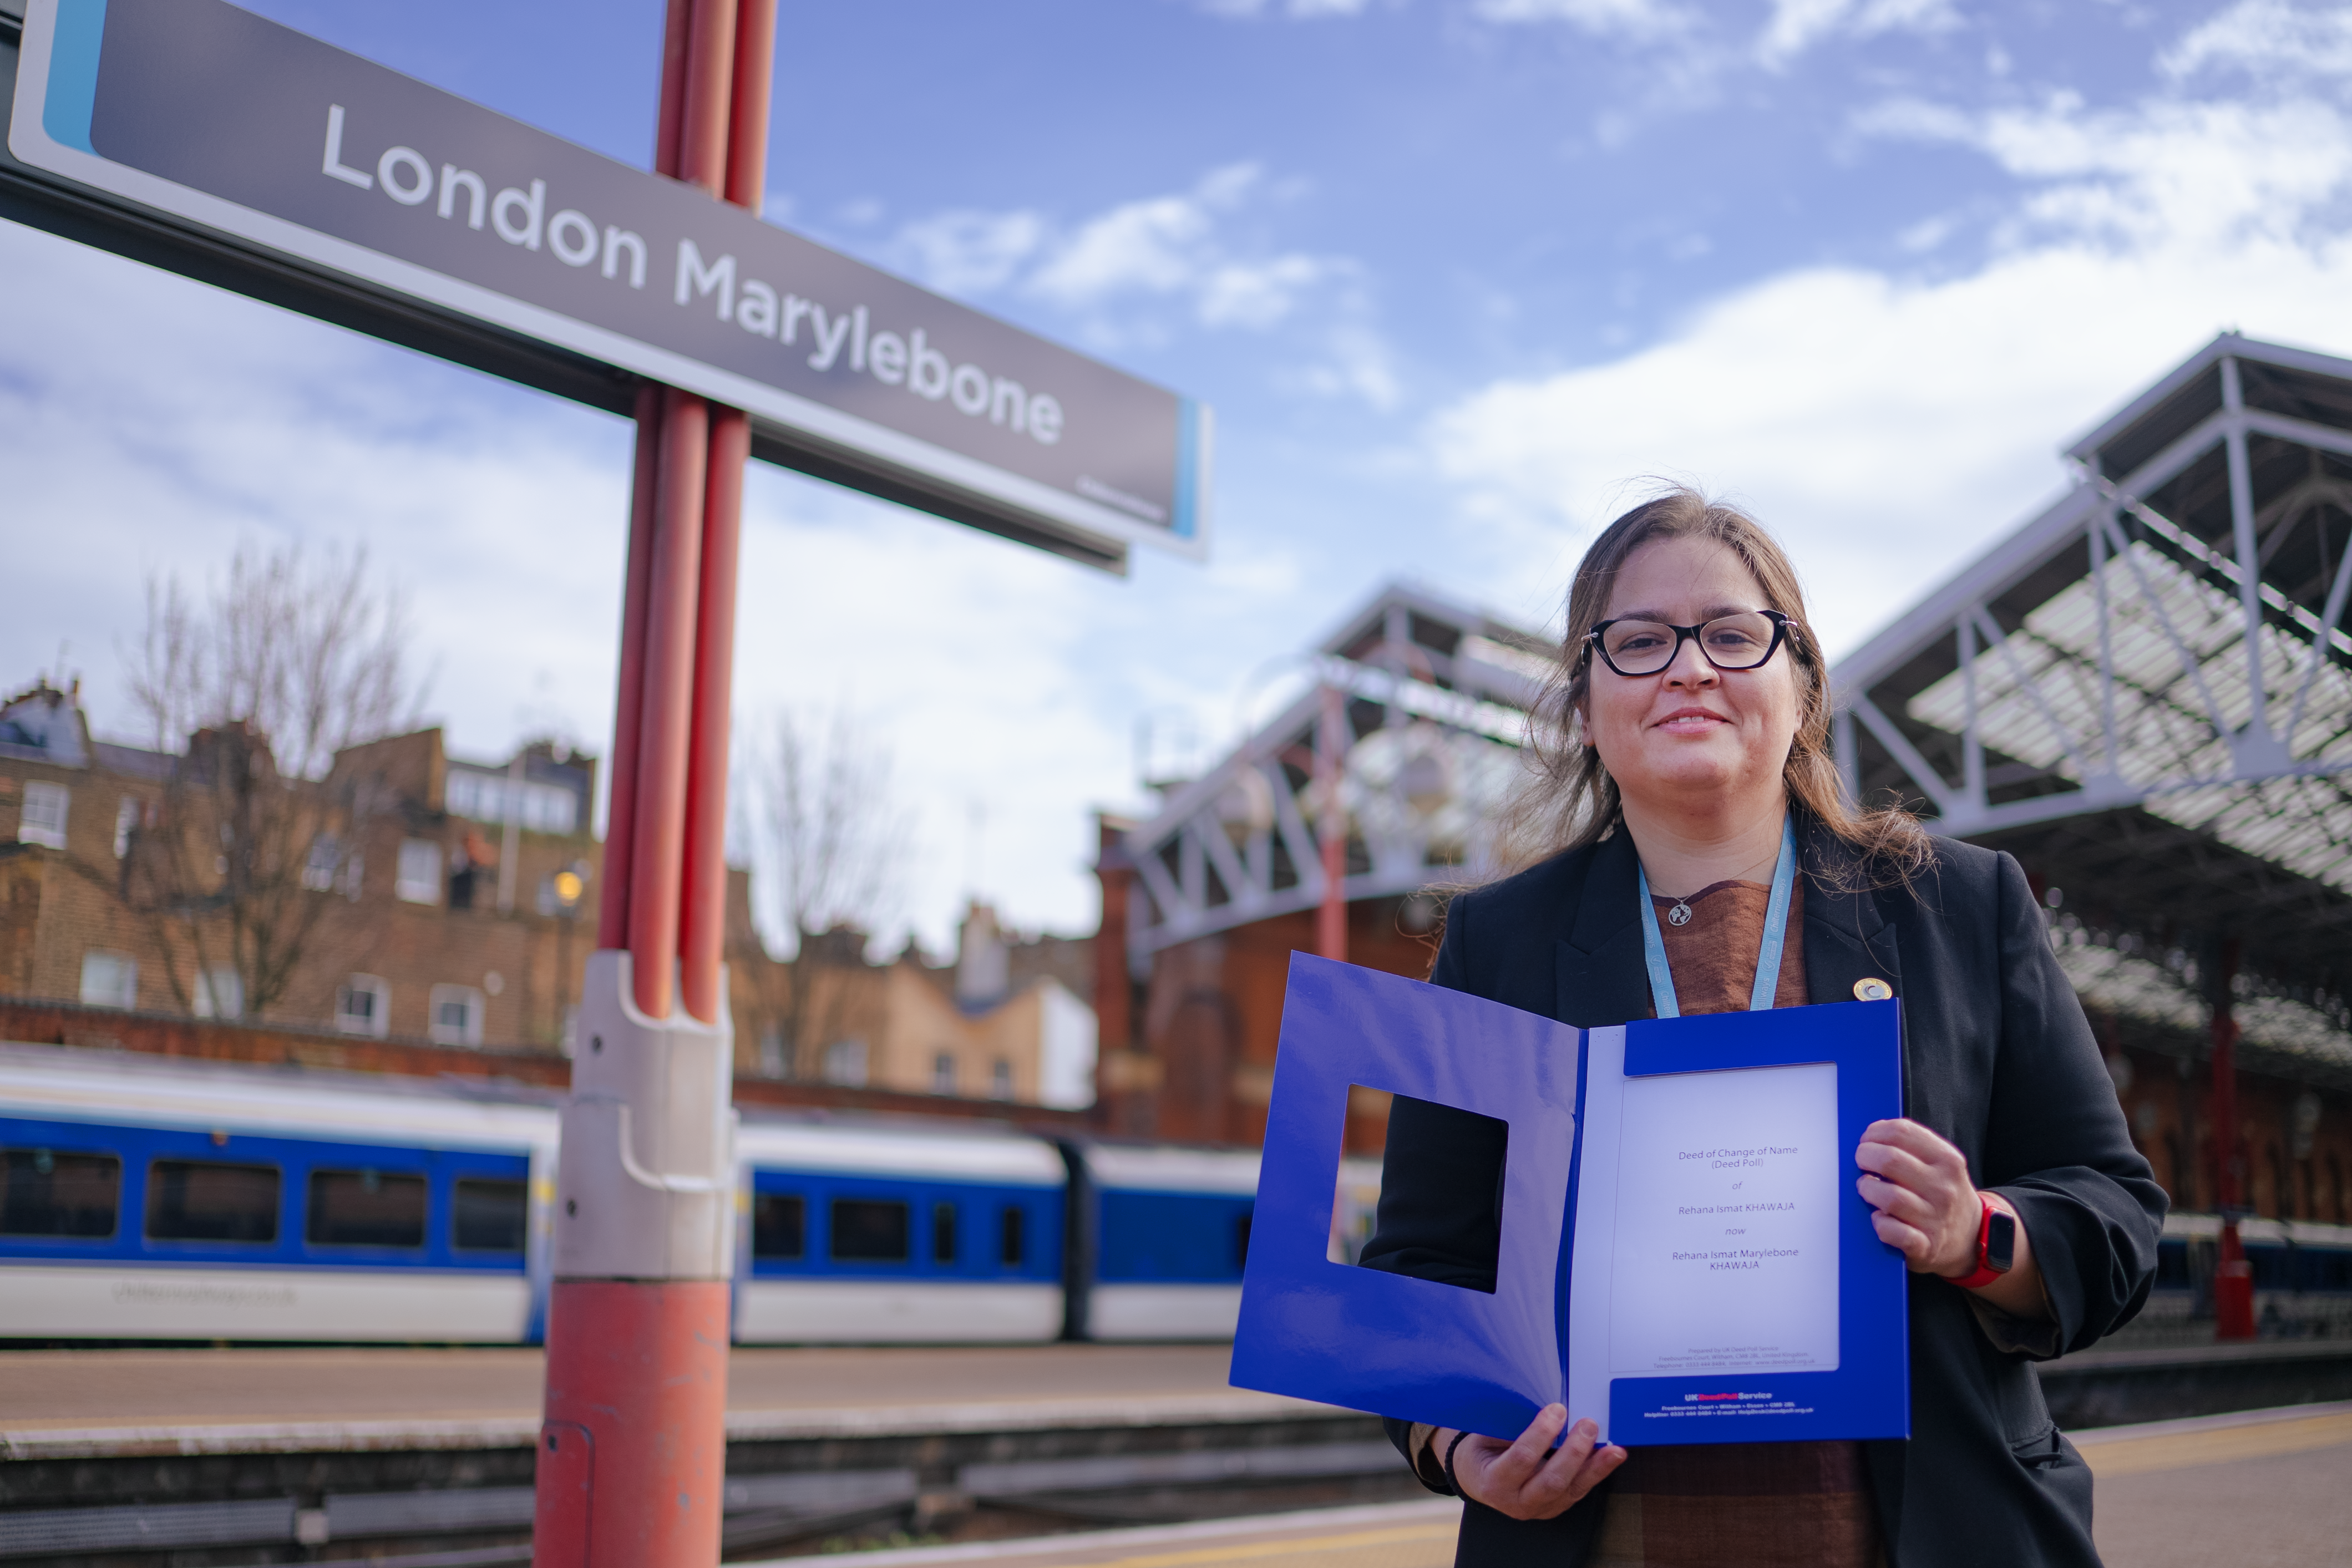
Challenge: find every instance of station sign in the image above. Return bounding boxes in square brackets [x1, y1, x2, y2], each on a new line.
[8, 0, 1210, 566]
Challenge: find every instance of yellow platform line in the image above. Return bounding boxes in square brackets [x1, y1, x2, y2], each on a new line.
[2080, 1412, 2352, 1478]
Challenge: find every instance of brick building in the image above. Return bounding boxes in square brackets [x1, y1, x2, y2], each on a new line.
[0, 679, 1093, 1110]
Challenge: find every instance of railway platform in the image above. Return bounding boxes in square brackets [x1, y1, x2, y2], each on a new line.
[0, 1344, 1415, 1561]
[721, 1403, 2352, 1568]
[3, 1347, 2348, 1564]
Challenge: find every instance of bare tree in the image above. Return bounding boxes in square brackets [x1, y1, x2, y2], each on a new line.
[112, 542, 424, 1021]
[739, 707, 911, 1079]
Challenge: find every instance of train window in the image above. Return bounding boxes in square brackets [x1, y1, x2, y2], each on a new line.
[307, 1169, 427, 1248]
[146, 1159, 280, 1243]
[1000, 1205, 1025, 1268]
[752, 1193, 805, 1260]
[1235, 1209, 1253, 1273]
[932, 1202, 957, 1264]
[453, 1179, 529, 1253]
[830, 1197, 909, 1262]
[1, 1148, 120, 1237]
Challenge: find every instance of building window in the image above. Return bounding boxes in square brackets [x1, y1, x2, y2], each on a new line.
[396, 838, 440, 904]
[931, 1052, 957, 1095]
[302, 834, 340, 892]
[191, 963, 244, 1020]
[79, 951, 138, 1011]
[757, 1026, 789, 1079]
[990, 1058, 1013, 1100]
[113, 796, 140, 859]
[823, 1039, 868, 1087]
[447, 769, 580, 835]
[429, 985, 485, 1047]
[336, 975, 390, 1038]
[17, 781, 67, 849]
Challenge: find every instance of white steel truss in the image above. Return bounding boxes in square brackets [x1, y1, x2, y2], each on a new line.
[1119, 585, 1551, 970]
[1831, 334, 2352, 883]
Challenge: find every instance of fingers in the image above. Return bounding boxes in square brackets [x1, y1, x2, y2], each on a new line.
[1853, 1140, 1944, 1194]
[1855, 1170, 1940, 1229]
[1478, 1403, 1568, 1494]
[1456, 1408, 1626, 1520]
[1859, 1119, 1967, 1170]
[1869, 1209, 1935, 1267]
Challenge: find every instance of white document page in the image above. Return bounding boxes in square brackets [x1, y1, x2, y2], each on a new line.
[1608, 1062, 1840, 1377]
[1566, 1034, 1841, 1438]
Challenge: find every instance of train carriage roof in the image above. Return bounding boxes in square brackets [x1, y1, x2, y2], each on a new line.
[0, 1042, 559, 1150]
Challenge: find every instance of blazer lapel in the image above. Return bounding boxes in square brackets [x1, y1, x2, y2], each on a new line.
[1799, 818, 1900, 996]
[1800, 816, 1909, 1105]
[1555, 830, 1651, 1028]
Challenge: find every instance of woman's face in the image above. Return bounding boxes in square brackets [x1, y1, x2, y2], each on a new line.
[1581, 535, 1803, 819]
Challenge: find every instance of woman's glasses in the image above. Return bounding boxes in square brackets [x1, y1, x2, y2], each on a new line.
[1584, 610, 1796, 678]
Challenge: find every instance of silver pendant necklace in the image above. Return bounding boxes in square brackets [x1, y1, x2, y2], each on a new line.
[1665, 898, 1694, 927]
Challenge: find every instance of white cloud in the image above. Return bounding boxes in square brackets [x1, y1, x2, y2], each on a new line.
[888, 207, 1048, 296]
[870, 164, 1396, 405]
[1425, 38, 2352, 657]
[2162, 0, 2352, 82]
[1756, 0, 1960, 69]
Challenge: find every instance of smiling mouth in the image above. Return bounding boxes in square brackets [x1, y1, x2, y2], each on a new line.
[1654, 708, 1730, 732]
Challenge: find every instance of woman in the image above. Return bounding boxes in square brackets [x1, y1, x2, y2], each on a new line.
[1360, 489, 2164, 1567]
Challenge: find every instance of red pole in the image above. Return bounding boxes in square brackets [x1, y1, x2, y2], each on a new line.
[2211, 936, 2254, 1339]
[538, 11, 754, 1568]
[1317, 685, 1347, 963]
[625, 387, 711, 1021]
[678, 408, 747, 1025]
[652, 0, 692, 177]
[677, 0, 769, 1028]
[726, 0, 776, 208]
[595, 385, 664, 952]
[678, 0, 737, 193]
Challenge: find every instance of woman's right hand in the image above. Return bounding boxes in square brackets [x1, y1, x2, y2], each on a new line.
[1438, 1404, 1626, 1520]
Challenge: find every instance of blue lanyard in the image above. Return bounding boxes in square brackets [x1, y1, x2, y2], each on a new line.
[1636, 815, 1798, 1018]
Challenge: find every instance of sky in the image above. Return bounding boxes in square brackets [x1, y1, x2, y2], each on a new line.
[7, 0, 2352, 955]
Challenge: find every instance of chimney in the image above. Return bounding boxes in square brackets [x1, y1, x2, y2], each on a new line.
[955, 901, 1010, 1008]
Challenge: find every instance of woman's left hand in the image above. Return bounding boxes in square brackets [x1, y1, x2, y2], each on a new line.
[1853, 1118, 1980, 1276]
[1854, 1118, 2049, 1320]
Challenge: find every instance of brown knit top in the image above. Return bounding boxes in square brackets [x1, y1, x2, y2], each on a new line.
[1595, 873, 1885, 1568]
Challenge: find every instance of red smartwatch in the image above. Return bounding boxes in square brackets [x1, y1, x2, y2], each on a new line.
[1944, 1193, 2018, 1291]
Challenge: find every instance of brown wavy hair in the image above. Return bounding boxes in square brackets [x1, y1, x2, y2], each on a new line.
[1494, 485, 1930, 886]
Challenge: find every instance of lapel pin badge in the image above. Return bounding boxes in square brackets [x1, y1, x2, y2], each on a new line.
[1853, 977, 1894, 1001]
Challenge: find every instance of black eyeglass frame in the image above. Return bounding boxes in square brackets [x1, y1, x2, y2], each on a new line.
[1583, 610, 1799, 678]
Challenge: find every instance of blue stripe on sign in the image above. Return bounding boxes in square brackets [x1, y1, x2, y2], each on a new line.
[1171, 400, 1199, 540]
[42, 0, 110, 154]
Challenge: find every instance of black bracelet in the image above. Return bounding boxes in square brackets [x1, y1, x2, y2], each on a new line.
[1443, 1429, 1473, 1496]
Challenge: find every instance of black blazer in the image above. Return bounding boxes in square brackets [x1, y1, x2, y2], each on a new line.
[1360, 816, 2165, 1568]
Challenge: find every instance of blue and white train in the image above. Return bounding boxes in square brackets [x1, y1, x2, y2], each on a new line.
[0, 1043, 1352, 1346]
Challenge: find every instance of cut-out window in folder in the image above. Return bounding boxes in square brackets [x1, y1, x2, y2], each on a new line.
[1349, 1089, 1506, 1295]
[1229, 954, 1908, 1448]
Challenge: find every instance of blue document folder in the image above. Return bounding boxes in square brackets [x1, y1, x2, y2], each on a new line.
[1229, 953, 1908, 1447]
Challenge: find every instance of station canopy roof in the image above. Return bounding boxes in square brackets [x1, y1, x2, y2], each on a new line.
[1831, 333, 2352, 1090]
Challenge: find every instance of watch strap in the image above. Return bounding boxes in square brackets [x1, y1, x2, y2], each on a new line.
[1943, 1193, 2009, 1291]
